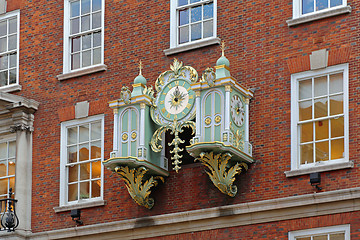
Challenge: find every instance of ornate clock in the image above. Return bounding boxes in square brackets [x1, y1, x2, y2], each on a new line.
[150, 59, 198, 172]
[230, 94, 245, 126]
[157, 80, 196, 121]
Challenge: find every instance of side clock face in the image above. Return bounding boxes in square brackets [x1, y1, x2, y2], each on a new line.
[230, 95, 245, 126]
[157, 79, 195, 121]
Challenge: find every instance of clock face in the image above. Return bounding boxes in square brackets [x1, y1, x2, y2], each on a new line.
[157, 79, 195, 121]
[230, 95, 245, 127]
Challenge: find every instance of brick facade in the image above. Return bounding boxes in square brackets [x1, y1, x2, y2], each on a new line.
[1, 0, 359, 238]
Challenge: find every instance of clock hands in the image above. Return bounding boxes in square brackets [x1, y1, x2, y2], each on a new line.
[169, 86, 188, 111]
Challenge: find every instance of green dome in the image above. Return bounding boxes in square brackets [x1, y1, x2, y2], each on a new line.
[216, 56, 230, 67]
[134, 74, 147, 85]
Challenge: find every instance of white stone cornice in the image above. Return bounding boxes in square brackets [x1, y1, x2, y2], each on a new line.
[26, 187, 360, 240]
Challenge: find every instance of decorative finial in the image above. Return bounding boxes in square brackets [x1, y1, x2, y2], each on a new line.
[221, 40, 226, 57]
[138, 60, 143, 76]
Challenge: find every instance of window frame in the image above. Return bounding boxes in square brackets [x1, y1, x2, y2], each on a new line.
[0, 136, 16, 200]
[288, 224, 350, 240]
[0, 10, 20, 92]
[290, 63, 349, 172]
[169, 0, 217, 50]
[59, 114, 104, 207]
[292, 0, 347, 19]
[63, 0, 105, 74]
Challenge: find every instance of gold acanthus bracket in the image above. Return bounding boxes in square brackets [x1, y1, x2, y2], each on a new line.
[195, 152, 248, 197]
[114, 166, 164, 209]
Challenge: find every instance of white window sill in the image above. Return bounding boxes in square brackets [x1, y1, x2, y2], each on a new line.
[284, 161, 354, 177]
[53, 200, 106, 213]
[57, 64, 107, 81]
[164, 37, 221, 56]
[0, 84, 21, 93]
[287, 5, 351, 27]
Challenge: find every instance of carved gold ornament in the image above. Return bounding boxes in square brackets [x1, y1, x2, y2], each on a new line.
[195, 152, 248, 197]
[214, 115, 222, 124]
[114, 166, 164, 209]
[201, 67, 216, 87]
[120, 86, 131, 104]
[131, 132, 137, 139]
[205, 117, 212, 125]
[122, 133, 128, 141]
[230, 123, 244, 151]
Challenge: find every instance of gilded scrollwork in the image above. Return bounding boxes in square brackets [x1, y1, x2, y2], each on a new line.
[120, 86, 131, 104]
[201, 67, 216, 87]
[114, 166, 164, 209]
[195, 152, 248, 197]
[230, 122, 244, 151]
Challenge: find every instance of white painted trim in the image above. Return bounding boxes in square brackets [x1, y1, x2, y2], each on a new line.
[290, 63, 349, 173]
[62, 0, 105, 74]
[113, 110, 119, 152]
[59, 114, 105, 207]
[57, 64, 107, 80]
[164, 37, 220, 55]
[291, 0, 348, 20]
[288, 224, 350, 240]
[29, 187, 360, 240]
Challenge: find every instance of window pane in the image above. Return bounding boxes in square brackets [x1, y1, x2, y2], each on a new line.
[191, 23, 201, 41]
[330, 233, 345, 240]
[93, 0, 101, 11]
[330, 94, 343, 115]
[8, 162, 15, 175]
[9, 19, 17, 35]
[300, 143, 313, 164]
[93, 32, 101, 47]
[0, 37, 7, 53]
[80, 182, 89, 199]
[179, 26, 189, 44]
[314, 97, 327, 118]
[92, 161, 101, 178]
[67, 127, 78, 145]
[314, 76, 327, 97]
[299, 79, 312, 100]
[300, 122, 313, 143]
[0, 21, 6, 37]
[79, 125, 89, 142]
[93, 47, 101, 65]
[9, 53, 16, 68]
[91, 122, 101, 140]
[82, 34, 91, 50]
[0, 71, 8, 86]
[68, 146, 78, 163]
[91, 181, 100, 198]
[0, 143, 5, 159]
[203, 20, 213, 38]
[79, 143, 89, 161]
[71, 1, 80, 17]
[0, 163, 7, 177]
[82, 50, 91, 67]
[315, 119, 329, 140]
[81, 0, 91, 14]
[0, 179, 7, 195]
[330, 0, 342, 7]
[329, 73, 343, 94]
[8, 35, 17, 51]
[0, 55, 8, 70]
[331, 138, 344, 160]
[203, 2, 213, 19]
[9, 177, 14, 190]
[80, 163, 90, 180]
[68, 183, 78, 201]
[91, 141, 101, 159]
[70, 18, 80, 34]
[9, 69, 16, 84]
[299, 100, 312, 121]
[71, 37, 81, 53]
[178, 0, 188, 7]
[71, 53, 80, 70]
[81, 15, 90, 32]
[190, 0, 201, 3]
[315, 141, 329, 162]
[9, 141, 15, 158]
[313, 235, 328, 240]
[302, 0, 314, 14]
[331, 117, 344, 138]
[179, 9, 189, 26]
[68, 165, 78, 183]
[316, 0, 328, 11]
[92, 12, 101, 29]
[191, 6, 202, 22]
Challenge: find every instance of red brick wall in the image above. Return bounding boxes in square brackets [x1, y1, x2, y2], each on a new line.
[9, 0, 360, 233]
